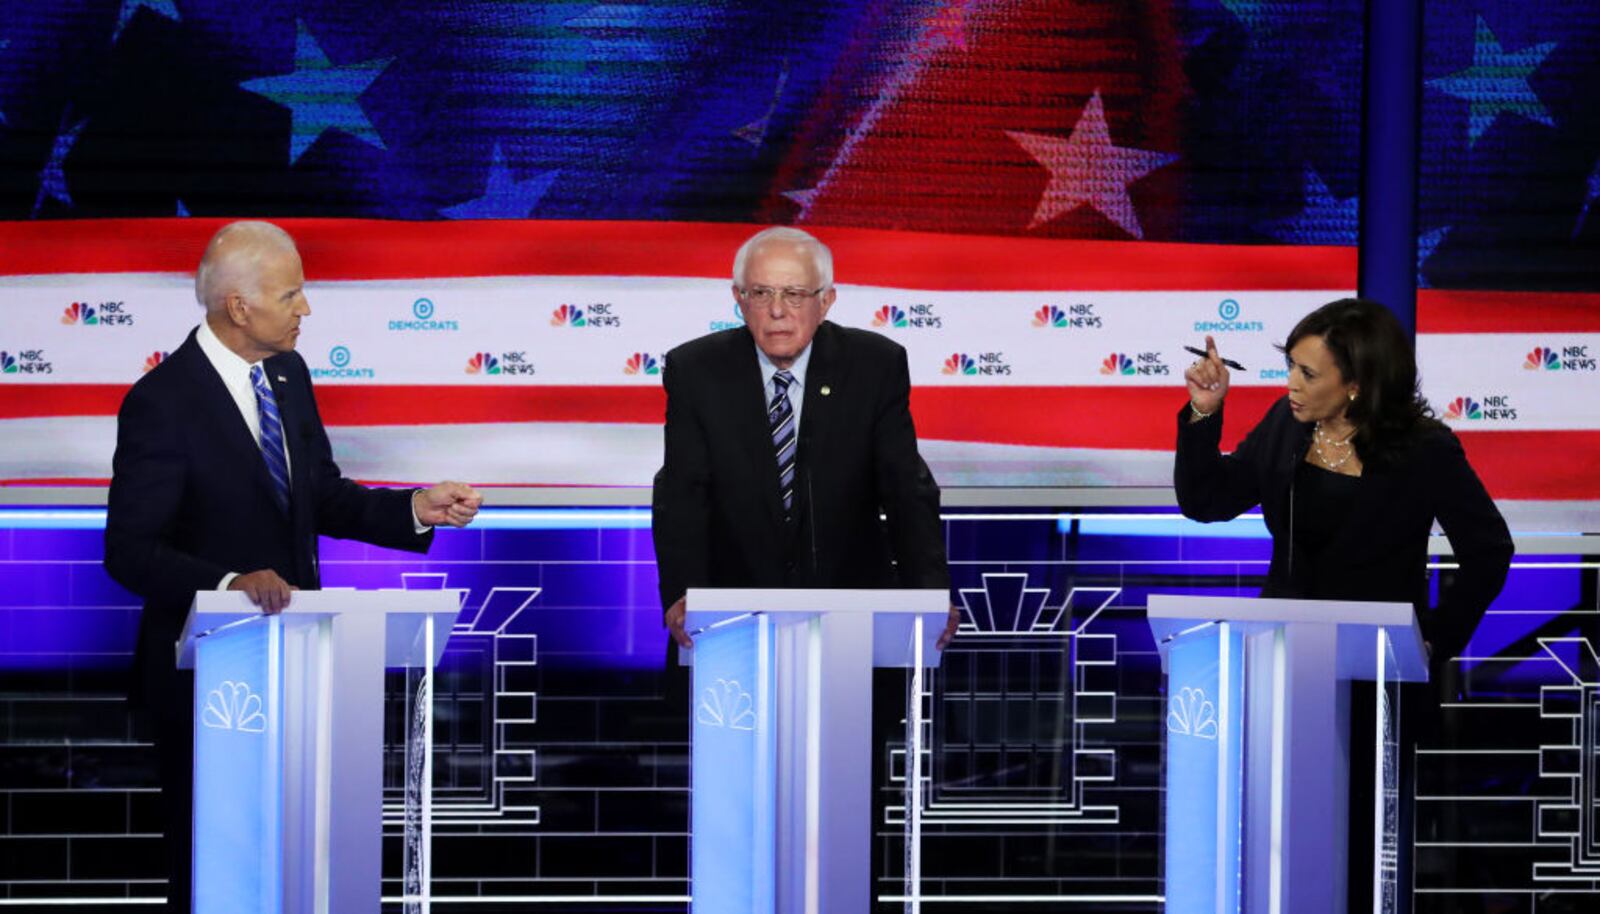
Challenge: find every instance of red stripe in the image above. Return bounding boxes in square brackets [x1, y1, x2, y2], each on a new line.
[1418, 290, 1600, 333]
[8, 383, 1589, 499]
[0, 384, 668, 426]
[0, 218, 1355, 290]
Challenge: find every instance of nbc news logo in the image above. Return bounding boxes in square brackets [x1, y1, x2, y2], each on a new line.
[1523, 345, 1596, 372]
[1444, 395, 1517, 422]
[0, 350, 53, 376]
[624, 353, 660, 376]
[1100, 351, 1168, 376]
[875, 303, 941, 329]
[61, 301, 134, 327]
[467, 351, 535, 377]
[942, 352, 1010, 376]
[551, 303, 621, 328]
[1033, 303, 1101, 329]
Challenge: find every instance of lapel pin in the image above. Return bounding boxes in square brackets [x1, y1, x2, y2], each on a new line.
[820, 385, 831, 396]
[276, 375, 287, 383]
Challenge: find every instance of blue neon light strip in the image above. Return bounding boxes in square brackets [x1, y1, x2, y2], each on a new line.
[0, 507, 653, 530]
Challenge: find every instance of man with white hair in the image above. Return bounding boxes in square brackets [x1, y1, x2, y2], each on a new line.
[652, 226, 955, 651]
[105, 220, 482, 912]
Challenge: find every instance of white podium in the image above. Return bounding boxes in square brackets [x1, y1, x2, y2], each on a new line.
[177, 589, 463, 914]
[1147, 596, 1430, 914]
[683, 588, 949, 914]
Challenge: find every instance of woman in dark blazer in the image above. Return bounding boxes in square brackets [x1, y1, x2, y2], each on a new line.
[1176, 297, 1513, 670]
[1176, 297, 1514, 913]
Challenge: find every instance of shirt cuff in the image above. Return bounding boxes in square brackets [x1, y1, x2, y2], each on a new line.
[412, 488, 432, 534]
[217, 572, 239, 591]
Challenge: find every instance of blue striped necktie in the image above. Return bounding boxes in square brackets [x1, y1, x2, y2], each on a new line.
[249, 365, 291, 515]
[769, 370, 797, 519]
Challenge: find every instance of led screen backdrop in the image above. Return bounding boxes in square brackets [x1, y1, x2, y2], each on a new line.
[0, 1, 1371, 489]
[1414, 1, 1600, 507]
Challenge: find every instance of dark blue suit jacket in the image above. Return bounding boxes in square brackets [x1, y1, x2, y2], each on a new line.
[105, 328, 431, 702]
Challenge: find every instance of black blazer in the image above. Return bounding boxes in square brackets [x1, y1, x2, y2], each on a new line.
[1174, 396, 1513, 662]
[651, 321, 949, 610]
[105, 329, 431, 702]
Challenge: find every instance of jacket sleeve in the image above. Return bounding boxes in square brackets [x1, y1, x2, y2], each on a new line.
[104, 383, 231, 608]
[874, 347, 950, 590]
[651, 350, 713, 610]
[294, 359, 433, 553]
[1173, 399, 1276, 522]
[1425, 431, 1513, 661]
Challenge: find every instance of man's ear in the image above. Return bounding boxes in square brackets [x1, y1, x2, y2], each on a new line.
[225, 292, 249, 326]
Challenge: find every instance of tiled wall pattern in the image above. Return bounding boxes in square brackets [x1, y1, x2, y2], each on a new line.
[1, 512, 1596, 913]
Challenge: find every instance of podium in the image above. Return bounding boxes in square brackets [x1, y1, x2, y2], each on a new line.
[177, 589, 463, 914]
[1147, 596, 1429, 914]
[683, 588, 949, 914]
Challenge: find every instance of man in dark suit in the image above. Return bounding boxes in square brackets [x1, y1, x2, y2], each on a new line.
[651, 226, 956, 650]
[104, 221, 482, 913]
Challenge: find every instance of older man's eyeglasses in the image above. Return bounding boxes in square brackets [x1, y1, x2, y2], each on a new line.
[739, 285, 825, 309]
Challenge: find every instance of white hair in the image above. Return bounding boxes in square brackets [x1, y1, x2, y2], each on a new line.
[731, 226, 834, 289]
[194, 220, 299, 311]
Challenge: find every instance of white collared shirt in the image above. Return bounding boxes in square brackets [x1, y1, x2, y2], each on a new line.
[755, 342, 812, 432]
[195, 320, 291, 475]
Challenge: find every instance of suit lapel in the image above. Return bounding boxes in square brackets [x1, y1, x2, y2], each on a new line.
[726, 330, 788, 531]
[180, 331, 288, 518]
[797, 322, 838, 484]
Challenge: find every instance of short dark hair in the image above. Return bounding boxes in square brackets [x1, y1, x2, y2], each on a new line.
[1279, 298, 1442, 462]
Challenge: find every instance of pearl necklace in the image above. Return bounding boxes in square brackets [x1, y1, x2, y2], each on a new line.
[1312, 421, 1356, 471]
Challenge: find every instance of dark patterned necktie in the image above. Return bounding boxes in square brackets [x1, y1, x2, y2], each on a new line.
[250, 365, 291, 514]
[769, 370, 796, 518]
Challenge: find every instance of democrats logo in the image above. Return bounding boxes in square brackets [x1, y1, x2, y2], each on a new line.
[142, 351, 169, 373]
[1444, 395, 1517, 422]
[61, 301, 134, 327]
[624, 353, 660, 376]
[1194, 298, 1264, 334]
[1100, 351, 1169, 376]
[467, 351, 535, 377]
[551, 303, 622, 328]
[390, 297, 460, 332]
[0, 349, 53, 376]
[310, 345, 376, 380]
[873, 305, 908, 328]
[942, 351, 1010, 376]
[1524, 345, 1596, 372]
[710, 300, 746, 332]
[1033, 302, 1102, 329]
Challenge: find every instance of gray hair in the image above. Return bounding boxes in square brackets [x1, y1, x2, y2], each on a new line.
[195, 221, 299, 310]
[732, 226, 834, 289]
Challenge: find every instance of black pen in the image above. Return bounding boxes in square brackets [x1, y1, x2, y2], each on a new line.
[1183, 345, 1246, 371]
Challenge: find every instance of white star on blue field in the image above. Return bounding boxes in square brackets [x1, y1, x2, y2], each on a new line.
[240, 21, 393, 164]
[1263, 167, 1359, 246]
[1415, 226, 1451, 288]
[1427, 17, 1556, 146]
[33, 114, 87, 217]
[114, 0, 179, 41]
[441, 144, 559, 219]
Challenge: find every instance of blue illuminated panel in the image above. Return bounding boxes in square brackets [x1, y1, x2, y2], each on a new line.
[192, 617, 283, 914]
[1165, 623, 1246, 914]
[691, 616, 775, 914]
